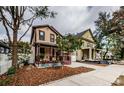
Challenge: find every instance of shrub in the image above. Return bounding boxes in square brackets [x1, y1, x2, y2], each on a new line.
[7, 66, 16, 75]
[0, 77, 11, 86]
[40, 53, 45, 60]
[22, 60, 29, 66]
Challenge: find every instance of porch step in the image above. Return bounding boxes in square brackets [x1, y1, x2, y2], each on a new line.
[35, 63, 62, 68]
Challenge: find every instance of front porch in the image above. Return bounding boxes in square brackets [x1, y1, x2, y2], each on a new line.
[82, 48, 99, 61]
[36, 45, 58, 61]
[34, 43, 71, 67]
[76, 48, 101, 61]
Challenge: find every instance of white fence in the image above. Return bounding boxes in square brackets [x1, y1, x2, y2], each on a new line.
[0, 54, 12, 75]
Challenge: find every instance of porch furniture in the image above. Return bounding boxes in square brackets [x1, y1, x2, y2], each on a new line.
[36, 62, 62, 68]
[63, 54, 71, 65]
[35, 56, 63, 68]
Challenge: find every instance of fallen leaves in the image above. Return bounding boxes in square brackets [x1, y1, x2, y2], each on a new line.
[0, 66, 94, 86]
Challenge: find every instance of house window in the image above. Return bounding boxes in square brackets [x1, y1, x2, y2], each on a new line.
[39, 31, 45, 40]
[87, 42, 92, 47]
[50, 34, 55, 42]
[0, 47, 4, 53]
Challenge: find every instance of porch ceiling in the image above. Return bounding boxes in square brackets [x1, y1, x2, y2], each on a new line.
[34, 42, 57, 48]
[0, 40, 10, 49]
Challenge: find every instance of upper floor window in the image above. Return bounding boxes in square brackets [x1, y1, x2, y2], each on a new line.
[39, 31, 45, 40]
[50, 34, 55, 42]
[87, 42, 92, 47]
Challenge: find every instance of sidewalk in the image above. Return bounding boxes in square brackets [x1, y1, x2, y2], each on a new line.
[44, 62, 124, 86]
[66, 62, 104, 69]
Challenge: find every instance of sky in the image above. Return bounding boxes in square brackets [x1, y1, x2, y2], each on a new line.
[0, 6, 120, 42]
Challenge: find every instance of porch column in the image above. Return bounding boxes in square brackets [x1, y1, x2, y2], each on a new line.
[38, 46, 40, 56]
[50, 47, 52, 56]
[49, 47, 52, 61]
[54, 48, 56, 58]
[89, 48, 92, 60]
[36, 45, 39, 56]
[35, 45, 39, 62]
[93, 49, 96, 60]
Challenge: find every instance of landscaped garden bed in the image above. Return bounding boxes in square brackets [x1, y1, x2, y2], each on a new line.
[78, 61, 108, 67]
[112, 75, 124, 86]
[0, 66, 94, 86]
[94, 64, 108, 67]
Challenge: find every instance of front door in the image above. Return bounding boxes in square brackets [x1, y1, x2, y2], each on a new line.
[82, 49, 89, 60]
[40, 48, 45, 59]
[40, 48, 45, 54]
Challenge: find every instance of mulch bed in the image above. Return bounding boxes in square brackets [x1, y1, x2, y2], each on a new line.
[0, 66, 94, 86]
[77, 61, 108, 67]
[112, 75, 124, 86]
[94, 64, 108, 67]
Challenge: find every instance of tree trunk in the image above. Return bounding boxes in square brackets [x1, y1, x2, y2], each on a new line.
[103, 48, 108, 59]
[12, 30, 18, 68]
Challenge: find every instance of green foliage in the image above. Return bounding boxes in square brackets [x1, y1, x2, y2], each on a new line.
[0, 77, 12, 86]
[111, 6, 124, 34]
[94, 7, 124, 59]
[95, 12, 111, 35]
[7, 66, 16, 75]
[18, 41, 31, 55]
[40, 53, 45, 60]
[94, 12, 111, 48]
[17, 42, 31, 64]
[57, 34, 83, 52]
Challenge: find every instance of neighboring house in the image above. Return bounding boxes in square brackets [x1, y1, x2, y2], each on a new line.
[74, 29, 101, 61]
[0, 40, 10, 54]
[30, 25, 63, 63]
[0, 40, 11, 75]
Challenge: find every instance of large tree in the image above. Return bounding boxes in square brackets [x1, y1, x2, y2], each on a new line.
[109, 6, 124, 59]
[94, 6, 124, 59]
[110, 6, 124, 34]
[94, 12, 113, 59]
[0, 6, 56, 68]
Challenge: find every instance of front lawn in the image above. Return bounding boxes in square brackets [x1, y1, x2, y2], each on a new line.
[0, 66, 94, 86]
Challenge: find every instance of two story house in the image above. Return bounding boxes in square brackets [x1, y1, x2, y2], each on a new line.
[74, 29, 101, 61]
[30, 25, 63, 63]
[30, 25, 101, 64]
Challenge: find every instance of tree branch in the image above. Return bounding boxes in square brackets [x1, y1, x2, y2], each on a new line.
[0, 8, 12, 44]
[0, 8, 14, 30]
[2, 20, 12, 45]
[20, 15, 35, 24]
[18, 18, 35, 41]
[21, 7, 27, 17]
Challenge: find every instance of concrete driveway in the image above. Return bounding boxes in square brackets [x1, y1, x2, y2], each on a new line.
[44, 62, 124, 86]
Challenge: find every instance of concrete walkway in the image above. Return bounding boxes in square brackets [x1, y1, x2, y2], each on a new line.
[44, 62, 124, 86]
[66, 62, 104, 69]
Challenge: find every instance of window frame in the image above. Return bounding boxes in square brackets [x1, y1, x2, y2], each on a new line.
[50, 34, 55, 42]
[39, 30, 45, 40]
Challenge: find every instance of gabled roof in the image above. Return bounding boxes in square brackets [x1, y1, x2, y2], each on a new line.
[76, 28, 96, 43]
[30, 24, 63, 44]
[0, 40, 10, 48]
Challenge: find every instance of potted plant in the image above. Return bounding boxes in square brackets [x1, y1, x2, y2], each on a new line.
[52, 57, 62, 68]
[40, 53, 44, 61]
